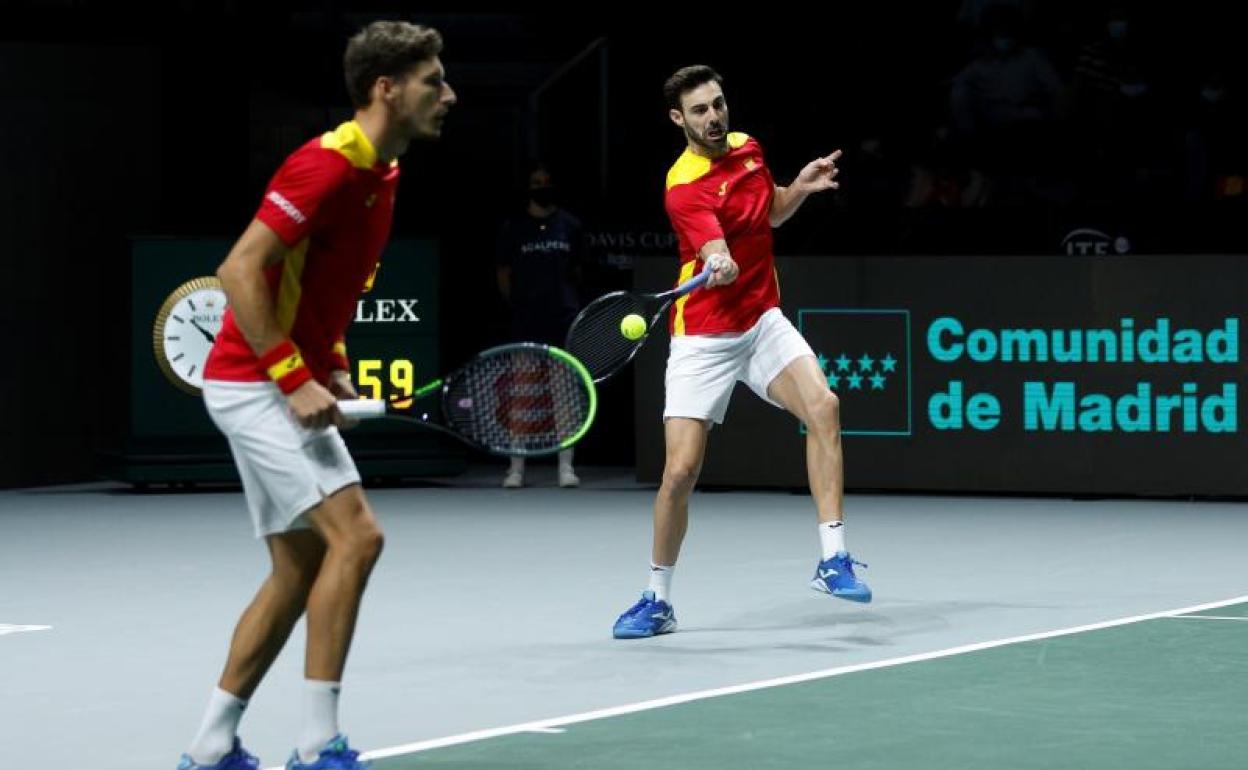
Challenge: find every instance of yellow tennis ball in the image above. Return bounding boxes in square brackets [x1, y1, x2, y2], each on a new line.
[620, 314, 646, 340]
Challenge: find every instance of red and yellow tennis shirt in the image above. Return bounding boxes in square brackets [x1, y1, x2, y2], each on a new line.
[663, 132, 779, 336]
[205, 120, 398, 385]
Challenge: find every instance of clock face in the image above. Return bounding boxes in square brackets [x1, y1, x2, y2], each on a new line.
[153, 277, 228, 394]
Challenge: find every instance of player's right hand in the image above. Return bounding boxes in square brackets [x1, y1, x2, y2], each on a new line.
[707, 254, 739, 287]
[287, 380, 343, 430]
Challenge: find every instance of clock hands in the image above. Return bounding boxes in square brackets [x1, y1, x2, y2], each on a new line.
[189, 318, 216, 343]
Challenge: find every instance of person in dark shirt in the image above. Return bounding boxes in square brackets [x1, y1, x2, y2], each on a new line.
[496, 163, 584, 488]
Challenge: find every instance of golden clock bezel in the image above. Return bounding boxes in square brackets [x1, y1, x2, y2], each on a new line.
[152, 276, 226, 396]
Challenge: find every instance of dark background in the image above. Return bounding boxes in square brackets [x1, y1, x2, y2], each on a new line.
[2, 1, 1246, 489]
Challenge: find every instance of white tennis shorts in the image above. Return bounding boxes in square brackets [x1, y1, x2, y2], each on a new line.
[664, 307, 815, 424]
[203, 380, 360, 538]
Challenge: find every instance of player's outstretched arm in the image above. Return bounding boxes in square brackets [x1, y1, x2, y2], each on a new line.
[770, 149, 841, 227]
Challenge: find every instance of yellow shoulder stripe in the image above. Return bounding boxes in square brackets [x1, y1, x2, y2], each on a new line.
[321, 120, 378, 170]
[666, 150, 711, 190]
[665, 133, 752, 189]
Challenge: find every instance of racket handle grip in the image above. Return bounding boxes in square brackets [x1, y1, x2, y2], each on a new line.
[338, 399, 387, 419]
[676, 262, 715, 296]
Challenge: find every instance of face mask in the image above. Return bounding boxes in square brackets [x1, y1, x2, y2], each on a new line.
[1107, 21, 1127, 40]
[992, 36, 1017, 54]
[530, 187, 557, 207]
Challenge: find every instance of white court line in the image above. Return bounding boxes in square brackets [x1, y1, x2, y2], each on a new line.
[0, 624, 51, 637]
[1167, 615, 1248, 622]
[264, 594, 1248, 769]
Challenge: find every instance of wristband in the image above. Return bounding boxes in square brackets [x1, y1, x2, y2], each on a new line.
[258, 339, 312, 394]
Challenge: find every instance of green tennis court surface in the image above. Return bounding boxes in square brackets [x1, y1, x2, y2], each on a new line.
[373, 602, 1248, 770]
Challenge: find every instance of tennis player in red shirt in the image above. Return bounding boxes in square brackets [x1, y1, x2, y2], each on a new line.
[177, 21, 455, 770]
[613, 66, 870, 640]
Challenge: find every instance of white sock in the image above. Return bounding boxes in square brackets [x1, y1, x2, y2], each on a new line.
[818, 521, 846, 560]
[508, 456, 524, 474]
[187, 687, 248, 764]
[648, 564, 674, 602]
[557, 448, 574, 469]
[297, 680, 341, 762]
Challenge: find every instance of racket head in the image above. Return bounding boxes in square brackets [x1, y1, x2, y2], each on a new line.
[564, 291, 667, 382]
[441, 343, 597, 457]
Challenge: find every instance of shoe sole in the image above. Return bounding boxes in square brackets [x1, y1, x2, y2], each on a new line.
[810, 579, 873, 603]
[613, 620, 677, 639]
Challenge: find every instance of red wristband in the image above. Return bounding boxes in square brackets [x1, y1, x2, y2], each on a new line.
[258, 339, 313, 395]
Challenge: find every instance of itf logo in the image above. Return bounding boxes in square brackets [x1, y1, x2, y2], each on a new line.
[797, 309, 912, 436]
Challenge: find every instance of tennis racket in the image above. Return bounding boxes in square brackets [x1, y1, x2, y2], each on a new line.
[565, 261, 715, 382]
[338, 343, 597, 457]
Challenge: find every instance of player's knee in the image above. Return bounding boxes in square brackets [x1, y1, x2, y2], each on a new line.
[327, 518, 385, 569]
[661, 462, 700, 494]
[353, 522, 385, 566]
[808, 390, 841, 434]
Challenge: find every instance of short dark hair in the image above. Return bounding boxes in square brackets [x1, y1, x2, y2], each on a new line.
[663, 65, 723, 111]
[344, 21, 443, 108]
[525, 161, 553, 189]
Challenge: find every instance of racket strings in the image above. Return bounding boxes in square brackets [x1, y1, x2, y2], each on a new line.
[447, 349, 592, 454]
[565, 294, 649, 380]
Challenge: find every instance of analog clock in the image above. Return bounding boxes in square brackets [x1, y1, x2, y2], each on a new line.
[152, 277, 228, 395]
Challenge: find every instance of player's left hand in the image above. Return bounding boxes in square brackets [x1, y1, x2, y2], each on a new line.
[794, 149, 841, 193]
[329, 369, 361, 428]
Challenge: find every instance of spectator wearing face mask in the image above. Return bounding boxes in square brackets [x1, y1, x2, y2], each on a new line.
[951, 3, 1064, 204]
[1074, 5, 1145, 99]
[495, 162, 586, 488]
[1070, 5, 1164, 202]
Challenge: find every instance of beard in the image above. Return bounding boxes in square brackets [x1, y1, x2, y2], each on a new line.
[686, 121, 728, 154]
